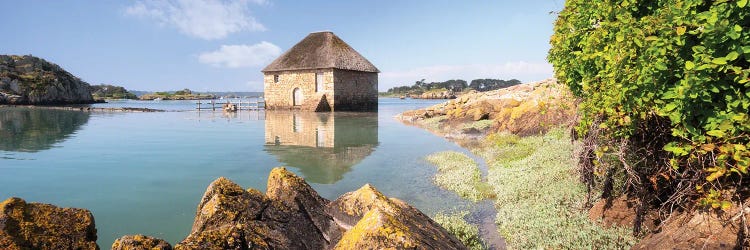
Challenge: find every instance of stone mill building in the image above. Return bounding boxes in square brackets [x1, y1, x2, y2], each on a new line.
[262, 31, 379, 111]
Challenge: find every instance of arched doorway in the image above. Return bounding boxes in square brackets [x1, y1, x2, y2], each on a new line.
[292, 88, 303, 106]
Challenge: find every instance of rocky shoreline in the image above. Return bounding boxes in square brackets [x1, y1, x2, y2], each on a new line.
[397, 78, 747, 249]
[397, 78, 576, 144]
[0, 167, 467, 249]
[0, 105, 164, 112]
[0, 55, 95, 105]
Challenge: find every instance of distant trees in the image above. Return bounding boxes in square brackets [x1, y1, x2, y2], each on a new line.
[89, 84, 137, 99]
[174, 88, 192, 95]
[468, 79, 522, 92]
[384, 78, 521, 95]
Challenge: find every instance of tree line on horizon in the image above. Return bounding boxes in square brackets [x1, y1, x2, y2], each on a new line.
[384, 78, 522, 95]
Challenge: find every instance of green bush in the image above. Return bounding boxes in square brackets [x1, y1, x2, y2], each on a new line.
[549, 0, 749, 211]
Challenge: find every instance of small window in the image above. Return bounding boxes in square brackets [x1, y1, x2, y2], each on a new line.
[315, 72, 324, 92]
[274, 75, 279, 83]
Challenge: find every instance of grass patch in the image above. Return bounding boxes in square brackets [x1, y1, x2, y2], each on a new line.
[421, 116, 447, 131]
[426, 151, 494, 202]
[484, 128, 636, 249]
[433, 212, 485, 250]
[473, 132, 537, 164]
[463, 119, 494, 131]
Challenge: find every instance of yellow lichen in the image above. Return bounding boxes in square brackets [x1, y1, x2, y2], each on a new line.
[334, 208, 416, 249]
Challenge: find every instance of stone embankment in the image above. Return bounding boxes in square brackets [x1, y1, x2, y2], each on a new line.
[0, 55, 95, 105]
[1, 167, 466, 250]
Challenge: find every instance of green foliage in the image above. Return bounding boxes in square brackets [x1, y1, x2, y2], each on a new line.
[468, 79, 522, 92]
[549, 0, 750, 207]
[432, 212, 486, 250]
[477, 133, 536, 163]
[463, 119, 494, 131]
[422, 116, 448, 131]
[89, 84, 137, 99]
[484, 128, 636, 249]
[425, 151, 494, 202]
[174, 88, 192, 95]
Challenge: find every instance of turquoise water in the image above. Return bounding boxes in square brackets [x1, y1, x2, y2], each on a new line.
[0, 98, 475, 247]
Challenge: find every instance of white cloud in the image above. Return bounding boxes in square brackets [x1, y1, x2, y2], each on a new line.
[125, 0, 266, 40]
[379, 61, 553, 90]
[198, 42, 281, 68]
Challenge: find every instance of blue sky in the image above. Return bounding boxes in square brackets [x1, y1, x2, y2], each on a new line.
[0, 0, 563, 92]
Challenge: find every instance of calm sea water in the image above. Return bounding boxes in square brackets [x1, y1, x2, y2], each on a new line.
[0, 98, 476, 247]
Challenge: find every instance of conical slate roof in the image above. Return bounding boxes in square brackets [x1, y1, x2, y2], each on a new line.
[262, 31, 380, 73]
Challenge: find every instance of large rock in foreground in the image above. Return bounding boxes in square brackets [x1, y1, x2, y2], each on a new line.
[175, 167, 466, 249]
[111, 234, 172, 250]
[0, 197, 98, 250]
[0, 55, 94, 104]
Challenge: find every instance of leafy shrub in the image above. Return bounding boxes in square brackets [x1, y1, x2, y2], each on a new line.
[549, 0, 749, 217]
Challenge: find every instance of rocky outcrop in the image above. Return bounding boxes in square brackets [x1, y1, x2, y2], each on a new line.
[0, 197, 98, 250]
[175, 167, 466, 249]
[328, 184, 465, 249]
[398, 78, 576, 137]
[0, 55, 94, 104]
[112, 234, 172, 250]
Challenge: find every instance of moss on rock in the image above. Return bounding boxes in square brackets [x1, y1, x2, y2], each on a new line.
[111, 234, 172, 250]
[0, 197, 98, 250]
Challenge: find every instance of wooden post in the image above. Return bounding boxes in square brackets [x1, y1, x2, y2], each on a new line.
[211, 100, 215, 111]
[197, 101, 201, 111]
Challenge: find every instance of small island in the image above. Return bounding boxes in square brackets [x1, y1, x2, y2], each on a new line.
[138, 88, 215, 100]
[89, 84, 137, 100]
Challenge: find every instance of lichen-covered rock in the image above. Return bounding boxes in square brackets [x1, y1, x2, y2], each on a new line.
[176, 167, 466, 249]
[398, 78, 576, 137]
[112, 234, 172, 250]
[0, 55, 94, 104]
[329, 184, 466, 249]
[334, 208, 418, 249]
[175, 177, 273, 250]
[0, 197, 98, 250]
[175, 168, 342, 250]
[265, 167, 342, 245]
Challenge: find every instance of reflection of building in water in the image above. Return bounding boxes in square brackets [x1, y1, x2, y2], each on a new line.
[0, 107, 90, 152]
[264, 111, 378, 184]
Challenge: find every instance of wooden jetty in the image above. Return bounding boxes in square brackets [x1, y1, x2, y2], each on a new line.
[196, 98, 265, 111]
